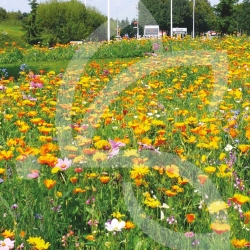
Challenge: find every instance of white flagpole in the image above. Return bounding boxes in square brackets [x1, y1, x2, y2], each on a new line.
[108, 0, 110, 41]
[170, 0, 173, 37]
[193, 0, 195, 38]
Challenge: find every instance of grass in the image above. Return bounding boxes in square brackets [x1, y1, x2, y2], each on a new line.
[0, 20, 28, 48]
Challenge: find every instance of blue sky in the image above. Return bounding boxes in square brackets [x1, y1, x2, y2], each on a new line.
[1, 0, 220, 21]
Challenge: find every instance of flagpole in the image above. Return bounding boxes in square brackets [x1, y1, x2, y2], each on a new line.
[170, 0, 173, 37]
[193, 0, 195, 38]
[108, 0, 110, 41]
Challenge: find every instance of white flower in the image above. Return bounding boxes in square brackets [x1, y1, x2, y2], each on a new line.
[160, 203, 170, 209]
[0, 238, 15, 250]
[224, 144, 233, 152]
[105, 219, 125, 232]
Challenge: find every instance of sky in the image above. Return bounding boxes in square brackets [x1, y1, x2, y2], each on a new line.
[1, 0, 220, 21]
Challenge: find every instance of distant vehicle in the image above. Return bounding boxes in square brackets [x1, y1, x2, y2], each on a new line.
[205, 31, 218, 38]
[144, 25, 160, 38]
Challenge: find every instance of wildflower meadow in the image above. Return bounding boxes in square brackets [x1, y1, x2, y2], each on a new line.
[0, 35, 250, 249]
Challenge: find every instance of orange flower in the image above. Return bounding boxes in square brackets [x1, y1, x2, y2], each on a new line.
[1, 230, 15, 239]
[210, 223, 230, 234]
[186, 213, 195, 223]
[125, 221, 135, 230]
[38, 154, 57, 167]
[165, 164, 179, 178]
[83, 148, 96, 155]
[70, 177, 79, 184]
[229, 194, 250, 205]
[198, 174, 208, 185]
[43, 179, 56, 189]
[243, 211, 250, 224]
[232, 238, 250, 248]
[0, 150, 14, 160]
[73, 188, 86, 194]
[99, 176, 110, 184]
[238, 144, 250, 153]
[165, 190, 177, 197]
[20, 231, 26, 238]
[85, 234, 95, 241]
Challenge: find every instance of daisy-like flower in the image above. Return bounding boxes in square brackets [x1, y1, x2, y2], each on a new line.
[207, 200, 229, 214]
[55, 157, 72, 171]
[27, 237, 50, 250]
[105, 218, 126, 232]
[27, 170, 39, 179]
[108, 139, 126, 159]
[0, 238, 15, 249]
[224, 144, 233, 152]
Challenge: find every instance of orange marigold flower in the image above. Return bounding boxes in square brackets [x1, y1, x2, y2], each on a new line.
[73, 188, 86, 194]
[43, 179, 56, 189]
[232, 239, 250, 248]
[165, 190, 177, 197]
[125, 221, 135, 230]
[1, 230, 15, 239]
[99, 176, 110, 184]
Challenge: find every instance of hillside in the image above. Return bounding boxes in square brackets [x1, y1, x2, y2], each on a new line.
[0, 20, 29, 48]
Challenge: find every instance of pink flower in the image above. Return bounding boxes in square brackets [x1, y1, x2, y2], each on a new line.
[185, 231, 195, 238]
[55, 157, 72, 171]
[27, 170, 39, 179]
[108, 139, 126, 159]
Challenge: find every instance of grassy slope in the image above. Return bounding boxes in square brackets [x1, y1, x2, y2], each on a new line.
[0, 20, 29, 48]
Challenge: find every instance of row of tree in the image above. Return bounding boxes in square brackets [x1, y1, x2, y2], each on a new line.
[138, 0, 248, 36]
[1, 0, 250, 44]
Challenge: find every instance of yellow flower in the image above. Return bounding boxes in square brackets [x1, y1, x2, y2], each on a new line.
[229, 194, 250, 205]
[123, 149, 138, 157]
[130, 164, 150, 179]
[27, 236, 50, 250]
[51, 167, 61, 174]
[92, 152, 107, 162]
[111, 211, 125, 219]
[144, 195, 161, 208]
[165, 164, 179, 178]
[56, 191, 62, 197]
[232, 239, 250, 248]
[94, 140, 110, 150]
[85, 234, 95, 241]
[204, 166, 216, 174]
[201, 155, 207, 162]
[210, 223, 230, 234]
[1, 230, 14, 239]
[0, 168, 5, 174]
[216, 164, 232, 178]
[207, 201, 229, 214]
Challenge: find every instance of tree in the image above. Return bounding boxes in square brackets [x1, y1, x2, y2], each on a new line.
[194, 0, 217, 35]
[215, 0, 239, 35]
[234, 0, 250, 34]
[23, 0, 41, 44]
[139, 0, 192, 35]
[33, 0, 106, 44]
[0, 7, 7, 21]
